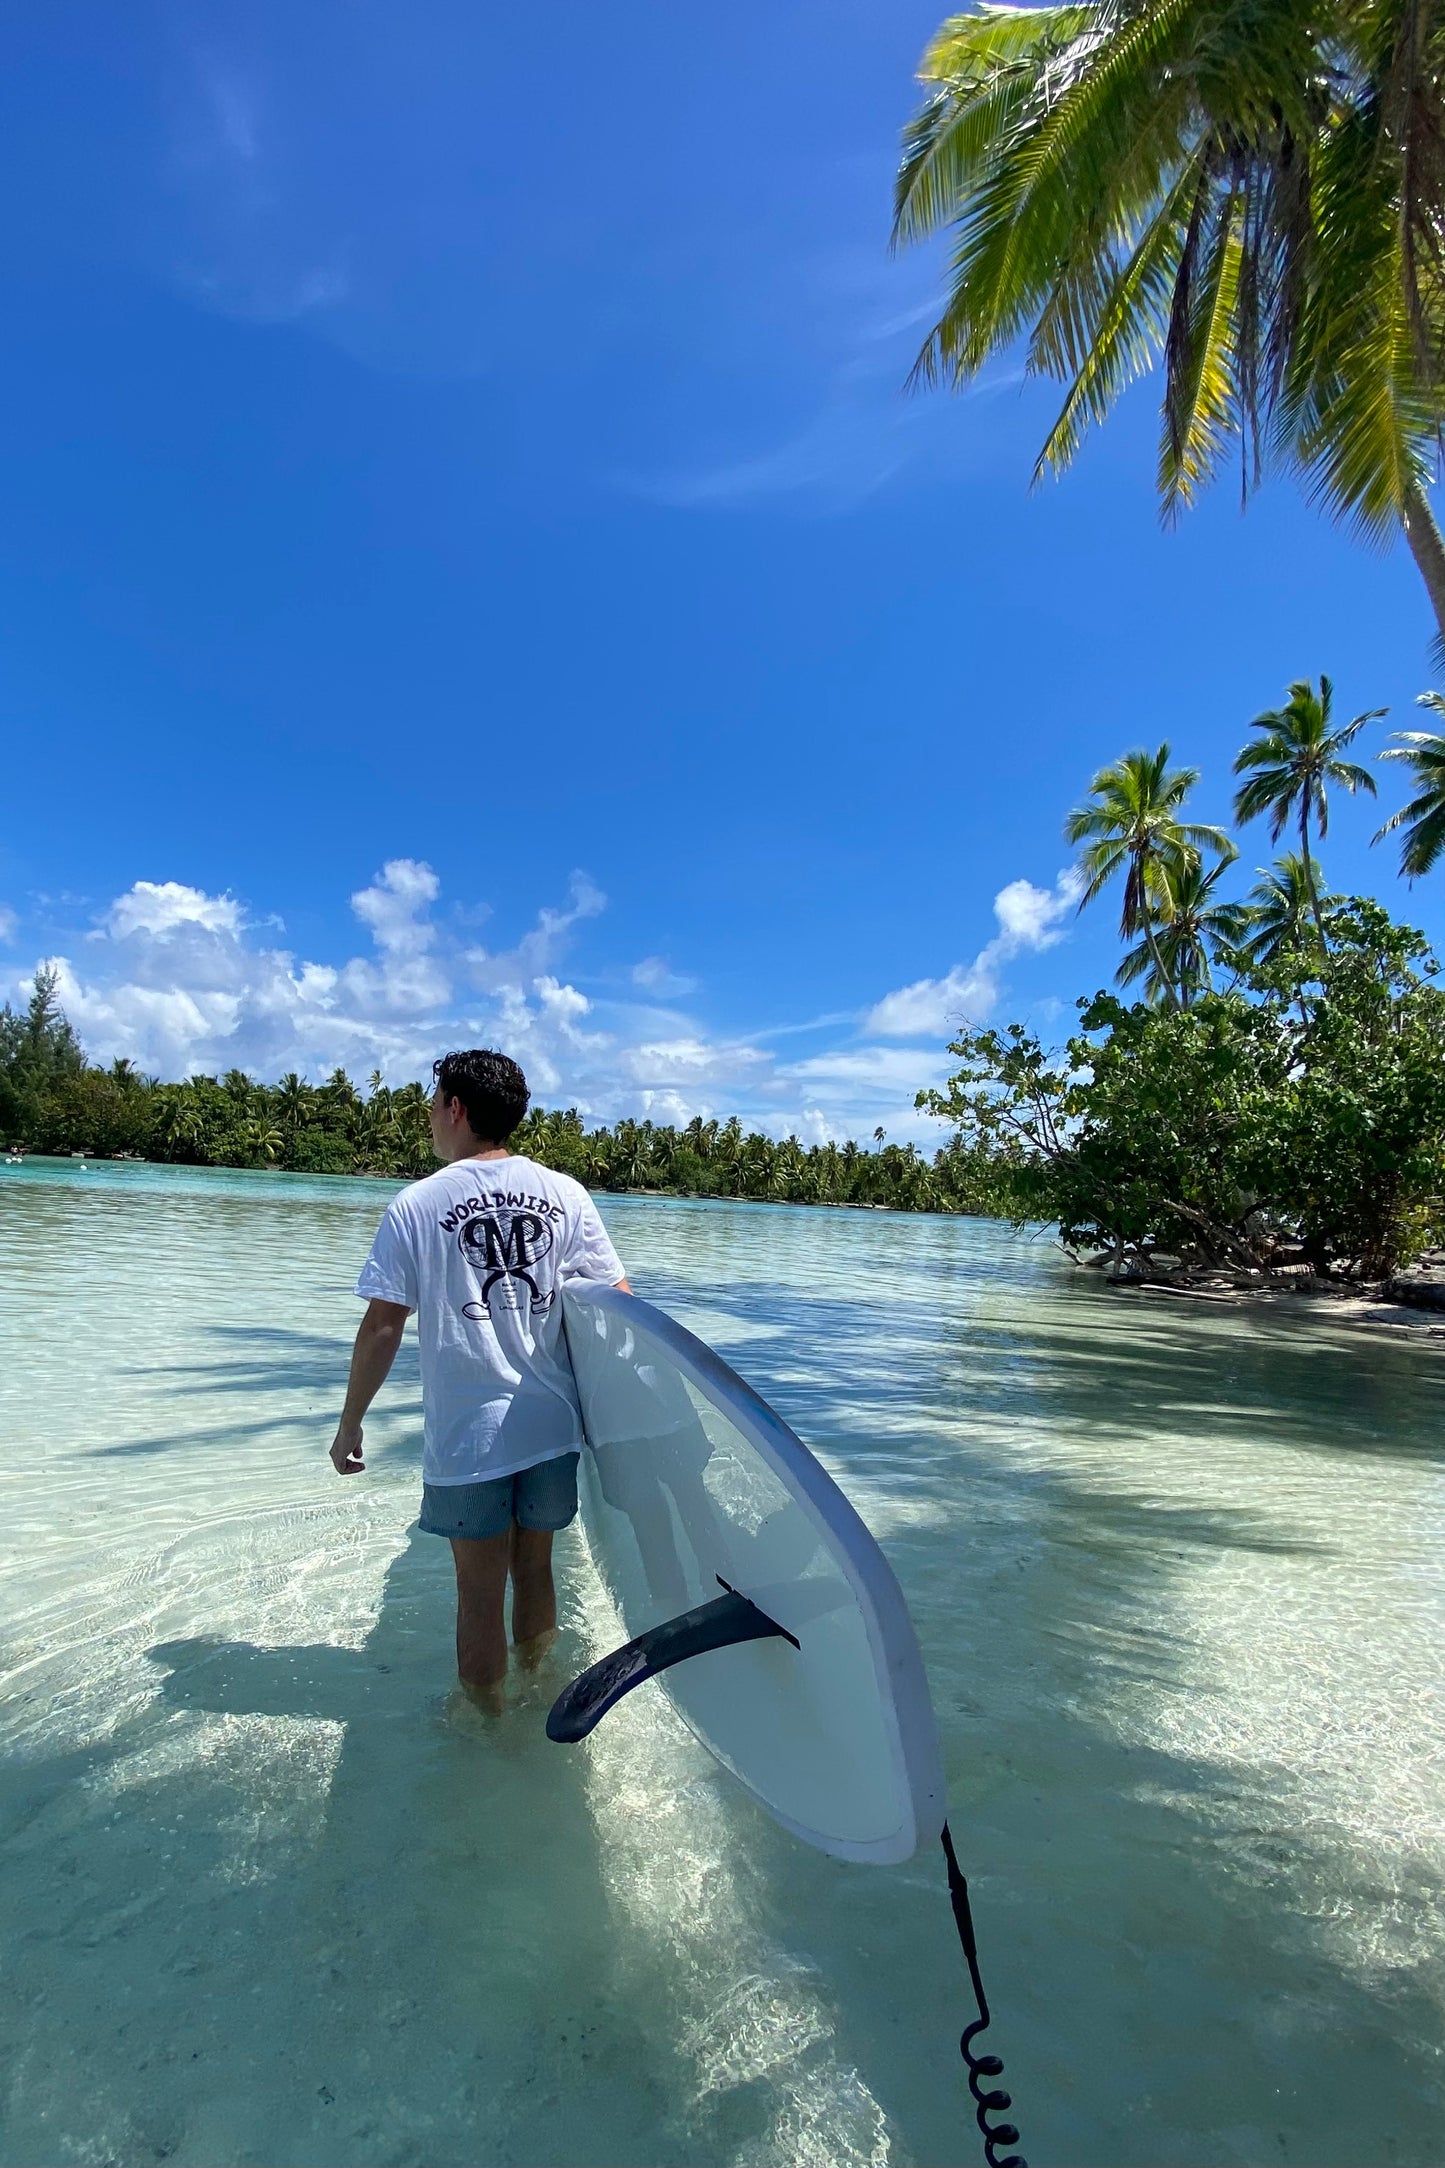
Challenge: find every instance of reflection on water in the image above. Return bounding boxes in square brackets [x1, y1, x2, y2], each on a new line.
[1, 1158, 1442, 2166]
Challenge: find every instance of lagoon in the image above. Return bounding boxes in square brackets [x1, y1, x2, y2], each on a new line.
[0, 1157, 1442, 2167]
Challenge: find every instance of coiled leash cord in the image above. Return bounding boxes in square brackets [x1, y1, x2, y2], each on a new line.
[940, 1821, 1027, 2168]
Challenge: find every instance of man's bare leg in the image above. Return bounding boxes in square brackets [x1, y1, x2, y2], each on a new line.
[510, 1524, 559, 1671]
[450, 1532, 512, 1713]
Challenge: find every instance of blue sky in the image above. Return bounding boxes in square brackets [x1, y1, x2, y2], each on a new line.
[0, 0, 1437, 1143]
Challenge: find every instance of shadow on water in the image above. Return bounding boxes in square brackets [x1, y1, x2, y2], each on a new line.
[0, 1526, 708, 2168]
[700, 1489, 1445, 2168]
[3, 1508, 1439, 2168]
[633, 1256, 1445, 2167]
[91, 1325, 423, 1460]
[5, 1200, 1444, 2167]
[675, 1265, 1445, 1474]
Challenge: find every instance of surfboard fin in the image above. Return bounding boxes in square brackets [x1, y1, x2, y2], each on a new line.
[546, 1583, 798, 1744]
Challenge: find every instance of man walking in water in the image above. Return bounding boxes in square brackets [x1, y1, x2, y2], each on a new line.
[329, 1049, 628, 1711]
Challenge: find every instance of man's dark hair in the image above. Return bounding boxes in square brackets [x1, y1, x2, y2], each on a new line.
[432, 1049, 530, 1143]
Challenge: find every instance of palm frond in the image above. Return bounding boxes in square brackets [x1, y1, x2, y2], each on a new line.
[1372, 715, 1445, 871]
[1032, 162, 1204, 472]
[1161, 177, 1245, 510]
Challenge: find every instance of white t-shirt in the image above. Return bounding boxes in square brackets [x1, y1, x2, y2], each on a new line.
[354, 1154, 625, 1485]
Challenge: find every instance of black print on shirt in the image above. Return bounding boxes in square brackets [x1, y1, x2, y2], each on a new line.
[457, 1208, 555, 1316]
[439, 1190, 564, 1235]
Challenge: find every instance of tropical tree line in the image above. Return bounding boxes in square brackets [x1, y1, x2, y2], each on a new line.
[921, 677, 1445, 1279]
[1062, 673, 1445, 1004]
[0, 970, 1009, 1216]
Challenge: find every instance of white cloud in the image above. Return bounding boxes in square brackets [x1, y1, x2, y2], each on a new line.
[783, 1046, 942, 1089]
[465, 871, 606, 995]
[18, 860, 1047, 1145]
[534, 976, 591, 1030]
[866, 869, 1080, 1038]
[631, 955, 696, 997]
[105, 881, 243, 940]
[337, 859, 449, 1017]
[794, 1106, 835, 1147]
[623, 1038, 771, 1089]
[992, 871, 1082, 950]
[864, 964, 998, 1042]
[350, 859, 440, 957]
[0, 905, 16, 945]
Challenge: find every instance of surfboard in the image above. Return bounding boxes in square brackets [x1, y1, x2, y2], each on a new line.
[551, 1281, 945, 1865]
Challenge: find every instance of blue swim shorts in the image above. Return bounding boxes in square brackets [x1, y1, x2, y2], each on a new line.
[418, 1452, 581, 1542]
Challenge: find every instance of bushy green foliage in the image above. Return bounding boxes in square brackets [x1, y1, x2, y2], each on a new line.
[0, 975, 1000, 1217]
[0, 966, 85, 1142]
[920, 901, 1445, 1278]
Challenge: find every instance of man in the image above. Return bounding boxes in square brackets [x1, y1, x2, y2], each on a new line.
[329, 1048, 629, 1712]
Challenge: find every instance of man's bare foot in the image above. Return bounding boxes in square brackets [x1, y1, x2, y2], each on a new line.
[455, 1676, 507, 1716]
[512, 1626, 558, 1674]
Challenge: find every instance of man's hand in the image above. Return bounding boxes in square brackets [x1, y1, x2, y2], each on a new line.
[330, 1421, 366, 1475]
[328, 1299, 408, 1479]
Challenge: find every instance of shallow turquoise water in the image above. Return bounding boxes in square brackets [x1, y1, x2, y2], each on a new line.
[1, 1157, 1442, 2166]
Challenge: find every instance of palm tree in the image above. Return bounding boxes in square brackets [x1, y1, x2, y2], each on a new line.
[1065, 745, 1231, 1006]
[242, 1120, 285, 1165]
[1233, 676, 1380, 937]
[1117, 850, 1244, 1002]
[892, 3, 1445, 645]
[156, 1090, 204, 1160]
[275, 1071, 312, 1141]
[1374, 692, 1445, 876]
[1236, 852, 1333, 964]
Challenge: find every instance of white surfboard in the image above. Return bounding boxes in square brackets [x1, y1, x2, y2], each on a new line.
[556, 1281, 945, 1865]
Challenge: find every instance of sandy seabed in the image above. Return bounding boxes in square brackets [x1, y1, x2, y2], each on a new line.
[2, 1159, 1443, 2167]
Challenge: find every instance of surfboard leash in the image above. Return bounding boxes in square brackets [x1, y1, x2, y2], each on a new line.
[940, 1820, 1027, 2168]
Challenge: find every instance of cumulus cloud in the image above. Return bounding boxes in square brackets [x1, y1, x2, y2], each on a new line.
[13, 858, 1071, 1145]
[350, 859, 439, 957]
[866, 869, 1080, 1038]
[338, 859, 450, 1016]
[21, 864, 594, 1086]
[105, 881, 243, 940]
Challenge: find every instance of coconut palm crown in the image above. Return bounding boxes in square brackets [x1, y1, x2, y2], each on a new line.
[1236, 851, 1334, 963]
[1117, 850, 1245, 1002]
[893, 0, 1445, 644]
[1232, 676, 1380, 935]
[1375, 692, 1445, 875]
[1065, 744, 1233, 1004]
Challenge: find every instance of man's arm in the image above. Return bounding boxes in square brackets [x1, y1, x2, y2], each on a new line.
[330, 1298, 410, 1474]
[614, 1277, 632, 1292]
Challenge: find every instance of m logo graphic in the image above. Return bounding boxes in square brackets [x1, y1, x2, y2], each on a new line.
[459, 1210, 554, 1307]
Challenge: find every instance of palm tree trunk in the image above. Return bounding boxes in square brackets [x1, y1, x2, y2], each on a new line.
[1402, 479, 1445, 656]
[1141, 907, 1179, 1009]
[1299, 803, 1326, 944]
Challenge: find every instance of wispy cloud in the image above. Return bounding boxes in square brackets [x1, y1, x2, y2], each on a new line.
[867, 869, 1081, 1038]
[631, 956, 697, 997]
[163, 54, 352, 326]
[622, 224, 1027, 516]
[464, 872, 606, 996]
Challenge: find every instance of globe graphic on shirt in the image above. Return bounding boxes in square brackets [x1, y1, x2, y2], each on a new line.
[458, 1207, 554, 1295]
